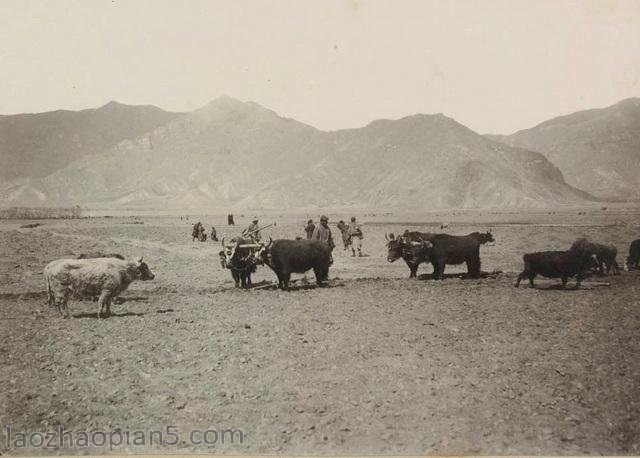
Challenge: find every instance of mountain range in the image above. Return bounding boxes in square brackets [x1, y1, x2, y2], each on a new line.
[489, 98, 640, 201]
[0, 101, 181, 181]
[3, 95, 635, 211]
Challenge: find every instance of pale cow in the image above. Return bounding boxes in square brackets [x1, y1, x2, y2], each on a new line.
[44, 257, 155, 318]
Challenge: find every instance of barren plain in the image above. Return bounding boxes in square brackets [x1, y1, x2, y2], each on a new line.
[1, 208, 639, 455]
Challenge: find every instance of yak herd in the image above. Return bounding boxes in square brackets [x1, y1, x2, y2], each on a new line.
[216, 228, 639, 292]
[41, 222, 640, 318]
[386, 230, 636, 288]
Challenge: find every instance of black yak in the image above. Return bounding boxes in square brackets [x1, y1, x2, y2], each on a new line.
[220, 237, 260, 288]
[385, 232, 436, 278]
[429, 231, 495, 279]
[570, 238, 620, 275]
[515, 239, 596, 289]
[258, 238, 332, 290]
[627, 239, 640, 270]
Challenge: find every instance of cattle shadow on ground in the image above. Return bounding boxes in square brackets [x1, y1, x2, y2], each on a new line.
[72, 308, 175, 319]
[526, 284, 583, 291]
[0, 291, 47, 300]
[417, 273, 462, 281]
[194, 286, 229, 295]
[245, 280, 275, 289]
[525, 282, 609, 291]
[250, 280, 344, 291]
[417, 270, 503, 281]
[0, 292, 156, 304]
[114, 295, 149, 304]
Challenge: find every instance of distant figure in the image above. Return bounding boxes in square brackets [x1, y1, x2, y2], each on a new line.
[210, 226, 218, 242]
[347, 216, 363, 257]
[243, 218, 261, 242]
[336, 220, 350, 250]
[192, 222, 202, 241]
[228, 214, 235, 226]
[312, 215, 335, 251]
[304, 219, 316, 240]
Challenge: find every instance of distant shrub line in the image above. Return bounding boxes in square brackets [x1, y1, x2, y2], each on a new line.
[0, 206, 83, 219]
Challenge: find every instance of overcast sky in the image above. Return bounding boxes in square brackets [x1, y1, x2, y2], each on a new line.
[1, 0, 639, 134]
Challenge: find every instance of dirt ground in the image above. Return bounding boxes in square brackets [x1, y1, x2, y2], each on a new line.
[1, 209, 639, 455]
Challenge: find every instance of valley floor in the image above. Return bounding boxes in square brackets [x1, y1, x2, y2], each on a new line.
[1, 210, 639, 455]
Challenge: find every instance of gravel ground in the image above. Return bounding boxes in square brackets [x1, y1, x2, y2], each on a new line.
[1, 210, 639, 455]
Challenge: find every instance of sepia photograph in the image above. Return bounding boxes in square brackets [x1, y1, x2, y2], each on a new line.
[0, 0, 639, 455]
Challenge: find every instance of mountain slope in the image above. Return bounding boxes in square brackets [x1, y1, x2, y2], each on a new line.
[489, 98, 640, 200]
[237, 113, 593, 209]
[0, 96, 325, 208]
[0, 101, 181, 180]
[0, 97, 594, 210]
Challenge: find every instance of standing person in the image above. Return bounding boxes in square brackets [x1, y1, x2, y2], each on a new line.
[228, 214, 235, 226]
[304, 219, 315, 239]
[198, 224, 207, 241]
[347, 216, 363, 257]
[243, 218, 261, 242]
[336, 220, 350, 250]
[210, 226, 218, 242]
[192, 222, 202, 242]
[312, 215, 335, 251]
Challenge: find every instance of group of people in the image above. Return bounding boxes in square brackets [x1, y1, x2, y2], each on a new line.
[191, 221, 218, 242]
[305, 215, 364, 257]
[191, 217, 264, 243]
[192, 215, 364, 255]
